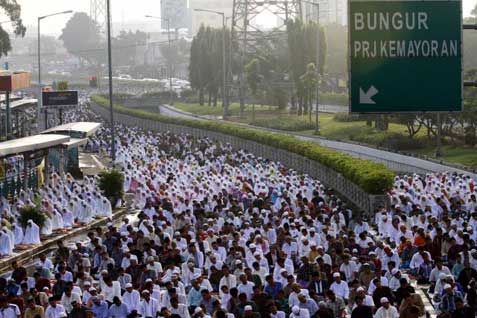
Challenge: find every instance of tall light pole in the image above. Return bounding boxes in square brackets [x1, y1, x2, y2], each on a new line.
[37, 10, 73, 130]
[106, 0, 116, 162]
[302, 0, 321, 135]
[194, 9, 229, 118]
[145, 15, 174, 106]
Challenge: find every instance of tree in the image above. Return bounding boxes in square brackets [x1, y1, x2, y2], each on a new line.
[394, 114, 422, 138]
[300, 63, 318, 120]
[245, 58, 262, 120]
[113, 30, 148, 66]
[287, 19, 327, 115]
[28, 35, 63, 56]
[189, 26, 230, 106]
[60, 12, 103, 66]
[0, 0, 26, 58]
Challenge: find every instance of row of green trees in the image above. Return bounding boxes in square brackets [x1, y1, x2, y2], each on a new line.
[188, 19, 329, 114]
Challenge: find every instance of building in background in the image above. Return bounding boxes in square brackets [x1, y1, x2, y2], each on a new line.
[302, 0, 347, 25]
[189, 0, 233, 34]
[161, 0, 190, 31]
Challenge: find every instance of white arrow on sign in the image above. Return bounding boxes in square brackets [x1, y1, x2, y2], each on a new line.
[359, 86, 379, 104]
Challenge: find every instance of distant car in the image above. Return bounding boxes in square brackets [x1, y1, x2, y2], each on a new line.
[118, 74, 132, 80]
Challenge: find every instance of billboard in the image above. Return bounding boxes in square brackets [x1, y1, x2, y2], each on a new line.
[42, 91, 78, 108]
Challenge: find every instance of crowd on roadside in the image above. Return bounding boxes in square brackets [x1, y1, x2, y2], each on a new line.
[0, 98, 476, 318]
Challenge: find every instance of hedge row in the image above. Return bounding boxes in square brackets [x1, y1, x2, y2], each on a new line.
[91, 95, 394, 194]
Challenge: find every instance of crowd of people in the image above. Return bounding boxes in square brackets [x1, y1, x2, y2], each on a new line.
[0, 98, 476, 318]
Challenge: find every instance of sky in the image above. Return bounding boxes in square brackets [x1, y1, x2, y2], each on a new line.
[1, 0, 477, 35]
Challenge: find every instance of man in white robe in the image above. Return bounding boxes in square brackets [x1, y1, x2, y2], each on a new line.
[22, 220, 41, 245]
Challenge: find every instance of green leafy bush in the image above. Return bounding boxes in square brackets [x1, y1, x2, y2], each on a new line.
[92, 95, 394, 194]
[19, 205, 46, 229]
[98, 169, 124, 206]
[250, 116, 316, 131]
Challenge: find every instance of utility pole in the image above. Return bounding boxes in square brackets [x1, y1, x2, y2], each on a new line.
[315, 3, 321, 135]
[106, 0, 116, 162]
[37, 10, 73, 131]
[303, 0, 321, 135]
[145, 15, 174, 106]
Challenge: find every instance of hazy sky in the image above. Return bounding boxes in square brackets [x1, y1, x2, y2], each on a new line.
[2, 0, 477, 35]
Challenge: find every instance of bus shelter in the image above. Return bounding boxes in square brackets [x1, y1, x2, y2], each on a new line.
[41, 122, 102, 175]
[0, 134, 70, 197]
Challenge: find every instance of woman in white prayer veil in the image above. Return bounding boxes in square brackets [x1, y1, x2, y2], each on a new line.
[0, 230, 13, 256]
[4, 227, 15, 249]
[62, 208, 74, 229]
[99, 198, 112, 218]
[41, 212, 53, 236]
[51, 208, 64, 230]
[22, 220, 41, 245]
[12, 222, 23, 245]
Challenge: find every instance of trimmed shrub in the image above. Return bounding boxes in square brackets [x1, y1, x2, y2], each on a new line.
[98, 169, 124, 206]
[91, 95, 394, 194]
[19, 205, 46, 229]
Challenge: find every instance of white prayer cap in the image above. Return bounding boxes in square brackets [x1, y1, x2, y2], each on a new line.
[249, 243, 256, 249]
[194, 307, 203, 314]
[333, 272, 340, 278]
[193, 273, 202, 280]
[145, 278, 152, 283]
[244, 305, 253, 311]
[380, 297, 389, 304]
[357, 287, 365, 292]
[444, 284, 452, 289]
[141, 290, 150, 295]
[89, 287, 97, 291]
[84, 281, 91, 286]
[235, 260, 242, 265]
[253, 251, 260, 256]
[391, 268, 399, 275]
[292, 306, 300, 314]
[125, 283, 133, 288]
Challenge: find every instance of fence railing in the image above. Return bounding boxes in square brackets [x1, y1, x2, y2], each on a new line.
[91, 102, 390, 214]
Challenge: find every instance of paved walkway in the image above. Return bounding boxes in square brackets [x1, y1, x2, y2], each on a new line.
[159, 105, 477, 178]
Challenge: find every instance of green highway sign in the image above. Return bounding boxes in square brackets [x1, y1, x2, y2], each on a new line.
[349, 0, 463, 113]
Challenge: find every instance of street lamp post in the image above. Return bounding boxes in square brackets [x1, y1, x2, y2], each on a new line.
[145, 15, 174, 106]
[106, 0, 116, 162]
[194, 9, 229, 119]
[302, 0, 321, 135]
[37, 10, 72, 130]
